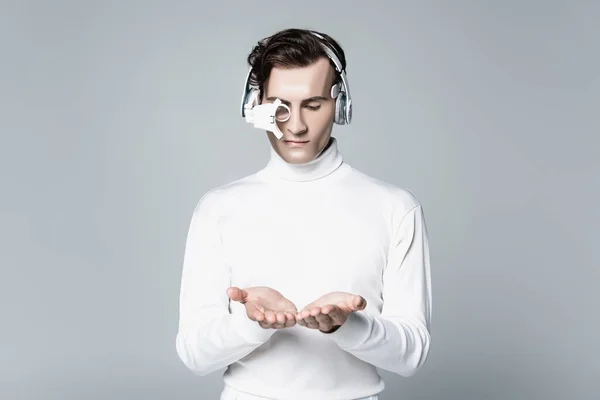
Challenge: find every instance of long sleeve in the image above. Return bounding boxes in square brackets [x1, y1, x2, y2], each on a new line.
[326, 202, 432, 377]
[175, 190, 276, 376]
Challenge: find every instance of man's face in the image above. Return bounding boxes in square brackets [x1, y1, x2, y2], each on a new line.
[262, 57, 337, 164]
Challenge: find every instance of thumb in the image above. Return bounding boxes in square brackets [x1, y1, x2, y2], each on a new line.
[348, 295, 366, 311]
[226, 287, 248, 303]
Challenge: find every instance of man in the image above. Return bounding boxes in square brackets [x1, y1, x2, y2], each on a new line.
[175, 28, 432, 400]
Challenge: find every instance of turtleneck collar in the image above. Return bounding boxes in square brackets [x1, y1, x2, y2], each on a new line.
[260, 137, 344, 182]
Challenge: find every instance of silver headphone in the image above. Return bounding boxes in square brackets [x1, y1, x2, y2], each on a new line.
[240, 31, 352, 126]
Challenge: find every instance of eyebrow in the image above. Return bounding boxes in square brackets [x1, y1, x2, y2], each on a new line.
[265, 96, 328, 106]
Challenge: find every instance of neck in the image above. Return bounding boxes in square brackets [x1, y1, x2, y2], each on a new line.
[260, 137, 344, 182]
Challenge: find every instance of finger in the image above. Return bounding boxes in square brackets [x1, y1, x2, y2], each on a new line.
[258, 316, 288, 330]
[346, 295, 366, 311]
[285, 313, 296, 328]
[327, 306, 346, 325]
[258, 320, 272, 329]
[285, 312, 297, 328]
[296, 312, 307, 327]
[353, 295, 367, 310]
[297, 318, 307, 327]
[321, 304, 336, 315]
[264, 310, 277, 325]
[269, 312, 287, 329]
[304, 314, 320, 329]
[285, 311, 296, 321]
[300, 307, 320, 329]
[247, 305, 265, 322]
[309, 307, 322, 317]
[226, 287, 247, 303]
[275, 312, 287, 325]
[314, 312, 335, 331]
[257, 313, 278, 329]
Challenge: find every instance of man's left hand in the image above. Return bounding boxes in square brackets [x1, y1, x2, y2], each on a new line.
[296, 291, 366, 333]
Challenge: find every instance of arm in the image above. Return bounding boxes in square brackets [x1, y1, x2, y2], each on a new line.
[326, 203, 432, 377]
[175, 190, 275, 376]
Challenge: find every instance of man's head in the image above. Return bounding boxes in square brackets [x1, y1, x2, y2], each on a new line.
[246, 29, 347, 164]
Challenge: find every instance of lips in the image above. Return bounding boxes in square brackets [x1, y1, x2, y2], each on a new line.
[284, 140, 309, 143]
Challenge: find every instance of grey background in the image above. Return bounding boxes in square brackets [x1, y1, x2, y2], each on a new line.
[1, 1, 598, 399]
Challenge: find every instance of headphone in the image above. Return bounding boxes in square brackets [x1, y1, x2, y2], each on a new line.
[240, 30, 352, 126]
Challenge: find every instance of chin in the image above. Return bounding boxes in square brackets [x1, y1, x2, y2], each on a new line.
[278, 147, 318, 164]
[267, 131, 332, 164]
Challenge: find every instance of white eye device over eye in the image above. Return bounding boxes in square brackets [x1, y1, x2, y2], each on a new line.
[242, 83, 290, 139]
[240, 30, 352, 139]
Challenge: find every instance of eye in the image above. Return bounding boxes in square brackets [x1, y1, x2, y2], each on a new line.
[305, 104, 321, 111]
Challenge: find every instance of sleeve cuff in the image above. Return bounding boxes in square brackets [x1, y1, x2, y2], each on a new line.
[231, 310, 276, 343]
[324, 311, 372, 349]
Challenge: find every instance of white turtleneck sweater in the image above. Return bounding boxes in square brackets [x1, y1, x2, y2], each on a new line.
[175, 137, 432, 400]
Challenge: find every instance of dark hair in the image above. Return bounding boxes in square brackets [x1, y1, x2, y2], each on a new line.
[246, 28, 347, 97]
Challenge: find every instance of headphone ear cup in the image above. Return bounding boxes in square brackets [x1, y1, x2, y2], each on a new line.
[334, 92, 346, 125]
[243, 88, 260, 116]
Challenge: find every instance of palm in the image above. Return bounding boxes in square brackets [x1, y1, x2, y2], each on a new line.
[297, 291, 366, 333]
[245, 286, 296, 312]
[303, 291, 363, 312]
[227, 286, 297, 329]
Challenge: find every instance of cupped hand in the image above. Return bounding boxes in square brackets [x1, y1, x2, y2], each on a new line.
[227, 286, 298, 329]
[296, 291, 367, 333]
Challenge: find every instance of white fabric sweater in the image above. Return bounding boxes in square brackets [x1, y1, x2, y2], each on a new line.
[176, 137, 432, 400]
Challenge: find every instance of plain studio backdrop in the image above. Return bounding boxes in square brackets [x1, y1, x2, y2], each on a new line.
[1, 1, 598, 399]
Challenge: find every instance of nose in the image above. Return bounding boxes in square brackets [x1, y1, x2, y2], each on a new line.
[283, 106, 308, 136]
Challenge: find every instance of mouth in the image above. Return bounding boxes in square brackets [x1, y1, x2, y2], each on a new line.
[283, 140, 309, 147]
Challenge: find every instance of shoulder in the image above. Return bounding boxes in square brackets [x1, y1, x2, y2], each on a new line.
[345, 165, 422, 212]
[191, 172, 263, 216]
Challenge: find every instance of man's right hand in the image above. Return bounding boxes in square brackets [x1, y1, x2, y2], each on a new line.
[226, 286, 298, 329]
